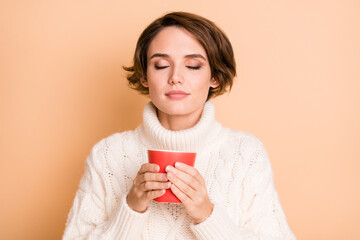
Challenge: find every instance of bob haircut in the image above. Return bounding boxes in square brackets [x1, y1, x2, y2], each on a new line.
[123, 11, 236, 100]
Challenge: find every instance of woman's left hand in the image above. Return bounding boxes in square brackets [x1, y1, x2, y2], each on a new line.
[165, 162, 214, 224]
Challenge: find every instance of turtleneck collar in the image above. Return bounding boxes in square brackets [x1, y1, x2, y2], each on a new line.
[138, 101, 223, 153]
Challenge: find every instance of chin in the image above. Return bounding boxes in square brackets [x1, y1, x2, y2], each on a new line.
[152, 96, 207, 117]
[159, 105, 191, 116]
[158, 102, 205, 118]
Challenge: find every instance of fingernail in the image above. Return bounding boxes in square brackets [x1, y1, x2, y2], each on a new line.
[175, 162, 182, 167]
[154, 165, 159, 171]
[165, 165, 173, 172]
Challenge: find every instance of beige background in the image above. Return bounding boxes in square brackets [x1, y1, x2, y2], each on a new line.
[1, 1, 359, 239]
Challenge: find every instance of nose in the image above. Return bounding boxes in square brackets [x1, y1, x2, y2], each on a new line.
[168, 65, 183, 85]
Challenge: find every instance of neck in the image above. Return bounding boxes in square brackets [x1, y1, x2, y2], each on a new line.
[157, 107, 204, 131]
[140, 101, 223, 152]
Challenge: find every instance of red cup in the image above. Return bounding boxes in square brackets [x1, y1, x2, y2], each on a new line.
[148, 149, 196, 203]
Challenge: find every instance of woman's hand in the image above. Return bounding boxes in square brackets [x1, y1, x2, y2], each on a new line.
[165, 162, 214, 224]
[127, 163, 171, 213]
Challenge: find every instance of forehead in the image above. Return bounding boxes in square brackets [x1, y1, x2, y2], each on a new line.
[147, 26, 207, 58]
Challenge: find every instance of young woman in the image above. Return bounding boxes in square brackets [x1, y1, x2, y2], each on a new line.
[63, 12, 296, 240]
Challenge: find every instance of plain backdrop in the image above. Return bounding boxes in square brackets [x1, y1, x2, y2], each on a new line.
[1, 1, 359, 239]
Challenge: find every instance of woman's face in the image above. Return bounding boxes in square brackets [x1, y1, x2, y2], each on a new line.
[141, 26, 219, 120]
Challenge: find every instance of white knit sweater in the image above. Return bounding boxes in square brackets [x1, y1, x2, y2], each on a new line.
[63, 101, 296, 240]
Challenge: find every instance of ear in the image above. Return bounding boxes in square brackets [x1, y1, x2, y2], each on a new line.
[210, 77, 220, 88]
[140, 77, 148, 88]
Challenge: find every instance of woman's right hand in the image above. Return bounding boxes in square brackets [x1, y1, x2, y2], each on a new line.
[126, 163, 170, 213]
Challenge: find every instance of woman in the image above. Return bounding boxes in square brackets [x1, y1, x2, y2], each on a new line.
[63, 12, 296, 239]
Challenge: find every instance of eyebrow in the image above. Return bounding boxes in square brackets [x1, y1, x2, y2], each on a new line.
[149, 53, 206, 61]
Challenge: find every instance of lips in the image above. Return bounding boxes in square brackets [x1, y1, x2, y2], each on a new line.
[165, 90, 190, 100]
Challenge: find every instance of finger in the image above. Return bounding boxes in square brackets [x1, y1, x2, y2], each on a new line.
[139, 163, 159, 174]
[165, 165, 201, 191]
[174, 162, 204, 183]
[139, 172, 168, 184]
[167, 171, 196, 199]
[170, 184, 189, 204]
[146, 189, 166, 200]
[140, 181, 171, 191]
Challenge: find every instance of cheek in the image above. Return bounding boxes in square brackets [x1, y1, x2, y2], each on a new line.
[147, 69, 167, 83]
[146, 72, 160, 88]
[189, 80, 211, 100]
[147, 78, 164, 97]
[190, 72, 212, 87]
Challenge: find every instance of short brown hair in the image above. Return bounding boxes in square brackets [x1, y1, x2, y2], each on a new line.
[123, 11, 236, 100]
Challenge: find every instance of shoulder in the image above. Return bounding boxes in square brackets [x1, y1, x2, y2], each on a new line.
[92, 130, 136, 152]
[225, 128, 265, 151]
[222, 128, 271, 169]
[86, 130, 138, 167]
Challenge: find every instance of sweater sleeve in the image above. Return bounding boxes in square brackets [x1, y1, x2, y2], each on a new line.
[190, 137, 296, 240]
[62, 142, 148, 240]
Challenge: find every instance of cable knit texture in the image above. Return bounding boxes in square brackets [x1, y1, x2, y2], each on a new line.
[63, 101, 296, 240]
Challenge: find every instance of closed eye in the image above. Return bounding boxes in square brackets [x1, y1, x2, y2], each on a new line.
[155, 65, 169, 70]
[187, 66, 201, 70]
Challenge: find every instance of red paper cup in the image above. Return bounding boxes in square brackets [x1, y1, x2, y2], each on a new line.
[148, 149, 196, 203]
